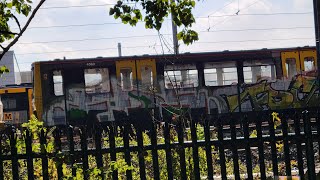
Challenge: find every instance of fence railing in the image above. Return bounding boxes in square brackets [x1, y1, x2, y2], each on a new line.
[0, 108, 319, 179]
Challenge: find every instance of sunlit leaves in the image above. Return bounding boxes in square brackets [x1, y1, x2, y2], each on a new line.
[0, 0, 33, 43]
[109, 0, 199, 45]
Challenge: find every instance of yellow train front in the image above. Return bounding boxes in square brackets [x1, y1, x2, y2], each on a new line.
[32, 47, 318, 126]
[0, 84, 33, 125]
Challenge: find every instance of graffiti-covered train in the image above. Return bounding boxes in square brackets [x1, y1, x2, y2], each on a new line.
[32, 46, 318, 126]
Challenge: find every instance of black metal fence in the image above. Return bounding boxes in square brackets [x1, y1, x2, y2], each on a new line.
[0, 108, 319, 179]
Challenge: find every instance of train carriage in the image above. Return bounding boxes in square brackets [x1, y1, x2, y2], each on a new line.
[32, 46, 318, 126]
[0, 84, 33, 125]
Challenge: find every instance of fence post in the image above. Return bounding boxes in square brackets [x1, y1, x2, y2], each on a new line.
[217, 117, 227, 180]
[68, 125, 76, 176]
[54, 128, 63, 179]
[280, 112, 291, 176]
[176, 120, 187, 179]
[40, 129, 49, 180]
[123, 123, 132, 180]
[293, 110, 304, 177]
[204, 116, 213, 180]
[136, 125, 146, 180]
[25, 129, 34, 180]
[109, 124, 118, 180]
[230, 114, 240, 180]
[10, 127, 19, 180]
[190, 119, 200, 180]
[164, 121, 173, 180]
[268, 111, 278, 177]
[256, 112, 266, 180]
[80, 126, 89, 179]
[302, 110, 316, 179]
[243, 114, 253, 180]
[150, 120, 160, 180]
[94, 125, 104, 179]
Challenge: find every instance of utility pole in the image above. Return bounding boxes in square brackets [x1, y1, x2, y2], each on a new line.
[118, 43, 122, 57]
[313, 0, 320, 80]
[171, 0, 179, 55]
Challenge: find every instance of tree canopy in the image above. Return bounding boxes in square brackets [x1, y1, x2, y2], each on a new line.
[109, 0, 199, 45]
[0, 0, 199, 61]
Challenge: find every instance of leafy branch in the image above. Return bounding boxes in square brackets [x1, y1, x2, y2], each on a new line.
[0, 0, 46, 60]
[109, 0, 199, 45]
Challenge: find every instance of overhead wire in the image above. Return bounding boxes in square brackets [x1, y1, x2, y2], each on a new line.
[14, 37, 313, 56]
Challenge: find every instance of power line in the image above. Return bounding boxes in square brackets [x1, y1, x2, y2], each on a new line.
[26, 22, 122, 29]
[15, 44, 166, 56]
[196, 37, 314, 44]
[13, 34, 172, 45]
[202, 12, 313, 18]
[9, 27, 312, 45]
[200, 26, 314, 33]
[14, 37, 314, 56]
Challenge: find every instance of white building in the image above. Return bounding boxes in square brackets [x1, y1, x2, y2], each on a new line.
[0, 51, 32, 86]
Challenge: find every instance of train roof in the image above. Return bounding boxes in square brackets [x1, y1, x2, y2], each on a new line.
[32, 46, 316, 65]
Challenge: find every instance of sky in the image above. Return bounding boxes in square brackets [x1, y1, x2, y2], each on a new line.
[3, 0, 316, 71]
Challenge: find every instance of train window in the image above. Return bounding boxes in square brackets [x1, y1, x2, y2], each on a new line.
[164, 64, 198, 89]
[204, 69, 218, 86]
[120, 68, 133, 91]
[84, 68, 110, 94]
[244, 60, 276, 83]
[140, 65, 153, 87]
[53, 70, 64, 96]
[222, 67, 238, 85]
[285, 58, 297, 79]
[304, 57, 315, 71]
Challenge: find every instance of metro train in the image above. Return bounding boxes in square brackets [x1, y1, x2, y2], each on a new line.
[0, 84, 33, 125]
[31, 46, 318, 126]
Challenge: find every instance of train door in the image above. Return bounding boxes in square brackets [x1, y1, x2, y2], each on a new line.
[63, 69, 86, 125]
[115, 59, 156, 108]
[116, 59, 156, 91]
[281, 50, 317, 79]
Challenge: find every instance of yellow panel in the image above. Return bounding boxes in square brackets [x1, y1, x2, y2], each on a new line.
[281, 51, 300, 77]
[116, 60, 136, 79]
[0, 88, 26, 94]
[28, 89, 33, 119]
[299, 50, 317, 71]
[34, 62, 43, 121]
[136, 59, 156, 80]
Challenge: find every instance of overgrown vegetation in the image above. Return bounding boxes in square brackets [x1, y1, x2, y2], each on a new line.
[0, 112, 317, 179]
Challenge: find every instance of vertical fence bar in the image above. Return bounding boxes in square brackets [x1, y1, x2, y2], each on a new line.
[243, 115, 253, 180]
[190, 120, 201, 180]
[177, 120, 187, 180]
[109, 124, 118, 180]
[293, 111, 304, 178]
[230, 115, 240, 180]
[217, 118, 227, 180]
[54, 129, 63, 179]
[68, 126, 76, 176]
[80, 126, 89, 180]
[10, 128, 18, 180]
[302, 110, 316, 180]
[164, 121, 173, 180]
[40, 129, 49, 180]
[268, 112, 278, 177]
[317, 108, 320, 166]
[123, 124, 132, 180]
[0, 133, 3, 180]
[25, 129, 34, 180]
[281, 113, 291, 176]
[256, 113, 266, 180]
[204, 116, 213, 180]
[150, 122, 160, 180]
[136, 127, 146, 180]
[94, 126, 104, 179]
